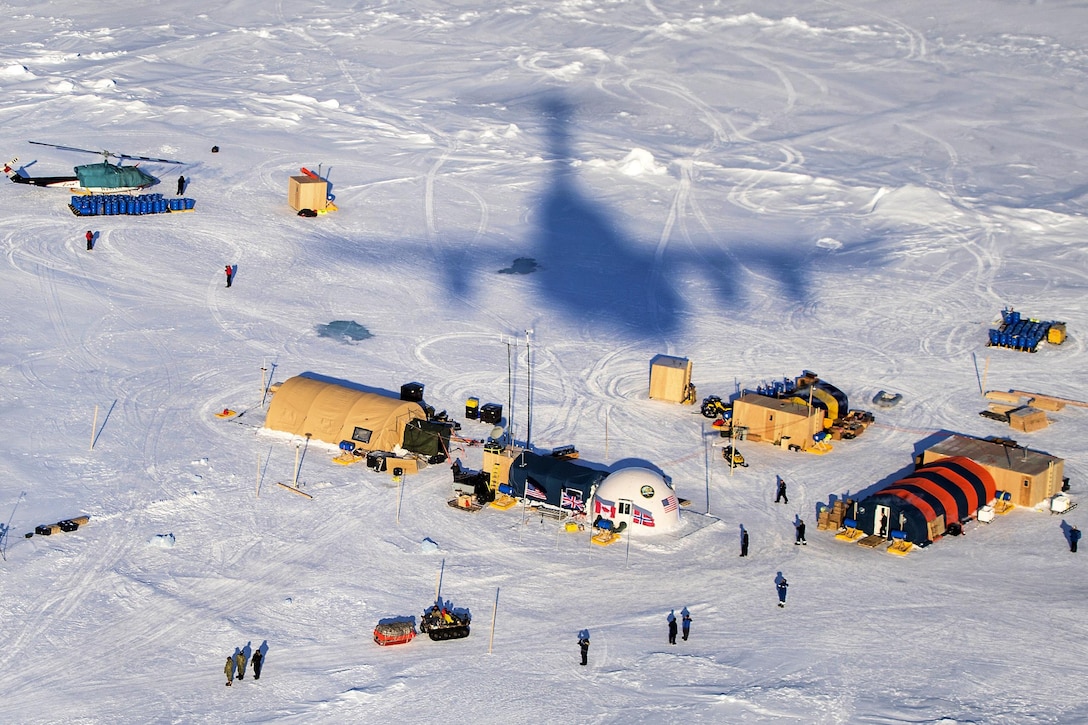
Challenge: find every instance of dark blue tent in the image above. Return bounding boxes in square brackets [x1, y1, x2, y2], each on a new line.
[506, 451, 608, 509]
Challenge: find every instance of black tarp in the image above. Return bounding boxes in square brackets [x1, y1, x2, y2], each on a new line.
[507, 451, 608, 508]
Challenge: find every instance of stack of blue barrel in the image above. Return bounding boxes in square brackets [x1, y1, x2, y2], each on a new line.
[987, 308, 1051, 352]
[69, 193, 196, 216]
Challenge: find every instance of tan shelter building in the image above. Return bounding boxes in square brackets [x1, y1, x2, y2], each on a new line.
[648, 355, 694, 404]
[732, 393, 823, 450]
[264, 375, 426, 452]
[921, 435, 1065, 508]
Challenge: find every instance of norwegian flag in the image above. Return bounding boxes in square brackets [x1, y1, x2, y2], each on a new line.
[661, 495, 677, 513]
[561, 488, 585, 511]
[594, 497, 615, 518]
[633, 508, 655, 527]
[525, 479, 547, 500]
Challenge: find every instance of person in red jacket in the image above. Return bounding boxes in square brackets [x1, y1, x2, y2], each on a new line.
[225, 265, 233, 287]
[85, 231, 94, 251]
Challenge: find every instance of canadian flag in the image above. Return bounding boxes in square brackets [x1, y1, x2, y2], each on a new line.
[594, 498, 615, 518]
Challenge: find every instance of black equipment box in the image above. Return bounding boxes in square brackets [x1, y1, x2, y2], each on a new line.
[366, 451, 388, 472]
[400, 382, 424, 402]
[480, 403, 503, 424]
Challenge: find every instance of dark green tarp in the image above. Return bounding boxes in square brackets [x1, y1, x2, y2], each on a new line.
[401, 419, 452, 457]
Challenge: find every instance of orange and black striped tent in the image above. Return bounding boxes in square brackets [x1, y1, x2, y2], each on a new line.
[856, 457, 996, 545]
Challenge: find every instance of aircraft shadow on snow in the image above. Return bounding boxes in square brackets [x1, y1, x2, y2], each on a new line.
[304, 90, 890, 341]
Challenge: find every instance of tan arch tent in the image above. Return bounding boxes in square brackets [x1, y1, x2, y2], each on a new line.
[264, 375, 426, 452]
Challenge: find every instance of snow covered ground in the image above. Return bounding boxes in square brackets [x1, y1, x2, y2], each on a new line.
[1, 1, 1087, 722]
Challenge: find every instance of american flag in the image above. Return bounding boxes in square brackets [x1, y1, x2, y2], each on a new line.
[661, 495, 677, 513]
[633, 508, 655, 527]
[594, 497, 615, 518]
[525, 479, 547, 500]
[561, 488, 584, 511]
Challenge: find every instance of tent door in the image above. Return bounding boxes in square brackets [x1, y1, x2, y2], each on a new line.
[616, 499, 633, 526]
[874, 504, 891, 538]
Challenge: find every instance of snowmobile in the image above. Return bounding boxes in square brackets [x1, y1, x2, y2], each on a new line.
[420, 603, 471, 641]
[721, 445, 748, 467]
[701, 395, 729, 419]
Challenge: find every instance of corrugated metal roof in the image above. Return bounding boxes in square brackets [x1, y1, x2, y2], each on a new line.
[737, 392, 815, 416]
[926, 435, 1059, 476]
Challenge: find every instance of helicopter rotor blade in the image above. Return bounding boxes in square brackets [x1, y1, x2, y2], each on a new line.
[29, 141, 183, 165]
[29, 141, 103, 155]
[115, 153, 184, 165]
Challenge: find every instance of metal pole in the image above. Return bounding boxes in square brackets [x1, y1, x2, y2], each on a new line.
[730, 419, 736, 477]
[506, 337, 515, 447]
[256, 452, 261, 498]
[260, 366, 268, 408]
[293, 442, 301, 487]
[396, 474, 403, 525]
[525, 329, 533, 450]
[90, 404, 99, 450]
[703, 421, 711, 516]
[435, 559, 444, 605]
[488, 587, 499, 654]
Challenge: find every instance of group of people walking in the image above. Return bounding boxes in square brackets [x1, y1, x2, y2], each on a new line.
[666, 608, 692, 644]
[224, 645, 264, 686]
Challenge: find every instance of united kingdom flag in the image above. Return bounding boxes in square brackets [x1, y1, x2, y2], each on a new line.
[633, 508, 655, 527]
[661, 495, 677, 513]
[561, 488, 585, 511]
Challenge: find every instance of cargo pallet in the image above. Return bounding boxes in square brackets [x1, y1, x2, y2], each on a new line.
[988, 308, 1065, 352]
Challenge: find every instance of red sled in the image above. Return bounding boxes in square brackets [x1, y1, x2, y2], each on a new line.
[373, 621, 417, 646]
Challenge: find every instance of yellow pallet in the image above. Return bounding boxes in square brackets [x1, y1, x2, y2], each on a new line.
[835, 528, 865, 542]
[806, 441, 833, 455]
[490, 495, 518, 510]
[995, 502, 1015, 515]
[591, 531, 621, 546]
[333, 454, 361, 465]
[887, 541, 913, 556]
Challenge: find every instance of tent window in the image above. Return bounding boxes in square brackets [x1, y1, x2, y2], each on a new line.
[352, 427, 373, 444]
[1023, 479, 1030, 488]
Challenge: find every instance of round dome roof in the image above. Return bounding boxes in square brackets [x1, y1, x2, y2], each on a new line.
[593, 467, 681, 534]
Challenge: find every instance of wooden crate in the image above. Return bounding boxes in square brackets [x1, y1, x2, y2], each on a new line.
[388, 457, 419, 475]
[288, 175, 328, 211]
[985, 390, 1025, 404]
[1008, 406, 1049, 433]
[1028, 397, 1066, 412]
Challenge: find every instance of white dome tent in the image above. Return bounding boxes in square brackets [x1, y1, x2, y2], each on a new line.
[591, 467, 681, 535]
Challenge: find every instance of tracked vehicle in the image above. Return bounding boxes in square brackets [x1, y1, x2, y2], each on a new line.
[420, 603, 471, 641]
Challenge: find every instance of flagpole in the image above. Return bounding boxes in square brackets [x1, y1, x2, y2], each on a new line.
[625, 518, 633, 567]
